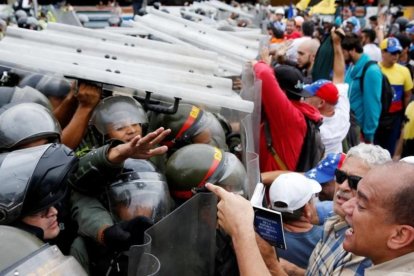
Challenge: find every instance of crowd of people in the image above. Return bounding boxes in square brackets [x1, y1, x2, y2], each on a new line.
[0, 0, 414, 275]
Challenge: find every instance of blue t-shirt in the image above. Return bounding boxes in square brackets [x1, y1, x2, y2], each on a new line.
[276, 225, 323, 269]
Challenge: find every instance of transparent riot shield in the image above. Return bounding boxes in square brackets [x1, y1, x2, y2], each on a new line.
[130, 193, 217, 276]
[127, 234, 160, 276]
[1, 244, 87, 276]
[239, 62, 262, 198]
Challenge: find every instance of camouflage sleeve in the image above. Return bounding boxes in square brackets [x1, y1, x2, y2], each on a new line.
[70, 190, 113, 241]
[68, 143, 124, 195]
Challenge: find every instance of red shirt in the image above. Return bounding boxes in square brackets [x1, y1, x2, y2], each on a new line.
[284, 31, 302, 40]
[254, 62, 322, 172]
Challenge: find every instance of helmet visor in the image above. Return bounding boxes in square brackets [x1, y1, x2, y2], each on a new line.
[107, 180, 172, 223]
[215, 153, 248, 197]
[90, 96, 147, 136]
[0, 144, 50, 224]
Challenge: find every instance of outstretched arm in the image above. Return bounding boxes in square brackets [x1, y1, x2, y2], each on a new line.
[107, 127, 171, 163]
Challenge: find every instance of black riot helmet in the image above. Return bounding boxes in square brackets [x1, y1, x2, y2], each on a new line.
[165, 144, 248, 200]
[0, 103, 61, 150]
[0, 143, 78, 224]
[18, 73, 72, 99]
[107, 159, 172, 223]
[0, 86, 51, 109]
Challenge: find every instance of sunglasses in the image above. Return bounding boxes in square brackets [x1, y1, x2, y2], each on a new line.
[334, 169, 362, 190]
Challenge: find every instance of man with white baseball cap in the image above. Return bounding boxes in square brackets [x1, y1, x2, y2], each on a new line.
[269, 173, 323, 269]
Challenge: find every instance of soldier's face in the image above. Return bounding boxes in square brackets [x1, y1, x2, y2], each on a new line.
[107, 122, 142, 143]
[22, 206, 60, 240]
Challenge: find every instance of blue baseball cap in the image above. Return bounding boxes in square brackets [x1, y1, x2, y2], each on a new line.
[380, 37, 403, 53]
[407, 26, 414, 35]
[305, 153, 346, 184]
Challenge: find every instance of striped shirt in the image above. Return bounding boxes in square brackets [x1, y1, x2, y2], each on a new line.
[306, 215, 372, 275]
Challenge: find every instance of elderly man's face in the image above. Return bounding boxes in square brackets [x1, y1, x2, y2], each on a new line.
[342, 171, 396, 262]
[333, 156, 370, 218]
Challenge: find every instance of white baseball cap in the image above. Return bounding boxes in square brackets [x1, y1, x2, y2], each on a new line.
[400, 156, 414, 164]
[269, 173, 321, 213]
[275, 7, 285, 15]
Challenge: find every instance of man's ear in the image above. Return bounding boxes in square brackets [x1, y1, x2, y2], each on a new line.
[318, 99, 326, 109]
[387, 225, 414, 250]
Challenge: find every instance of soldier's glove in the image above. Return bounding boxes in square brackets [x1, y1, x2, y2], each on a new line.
[103, 216, 154, 252]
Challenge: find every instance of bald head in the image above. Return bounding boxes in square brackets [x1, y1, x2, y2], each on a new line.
[297, 39, 320, 70]
[366, 162, 414, 226]
[298, 39, 320, 56]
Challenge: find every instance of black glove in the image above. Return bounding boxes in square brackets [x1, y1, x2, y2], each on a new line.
[103, 216, 154, 252]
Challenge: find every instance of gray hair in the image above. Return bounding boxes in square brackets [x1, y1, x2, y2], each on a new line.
[347, 143, 391, 168]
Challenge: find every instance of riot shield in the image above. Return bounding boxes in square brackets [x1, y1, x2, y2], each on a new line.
[1, 244, 87, 276]
[240, 62, 262, 198]
[130, 193, 217, 276]
[127, 234, 160, 276]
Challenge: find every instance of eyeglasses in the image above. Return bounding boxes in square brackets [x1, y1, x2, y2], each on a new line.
[334, 169, 362, 190]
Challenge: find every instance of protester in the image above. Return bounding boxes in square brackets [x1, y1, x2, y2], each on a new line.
[284, 19, 302, 40]
[361, 28, 382, 62]
[253, 60, 323, 173]
[343, 33, 382, 146]
[208, 143, 391, 276]
[342, 162, 414, 274]
[269, 173, 323, 269]
[303, 28, 350, 155]
[377, 37, 413, 155]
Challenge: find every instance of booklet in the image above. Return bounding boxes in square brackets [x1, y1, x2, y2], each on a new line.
[251, 183, 287, 250]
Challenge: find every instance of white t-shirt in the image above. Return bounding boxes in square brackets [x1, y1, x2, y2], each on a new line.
[363, 44, 382, 62]
[320, 83, 350, 155]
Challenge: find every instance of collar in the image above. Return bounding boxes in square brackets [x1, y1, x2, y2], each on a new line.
[366, 252, 414, 275]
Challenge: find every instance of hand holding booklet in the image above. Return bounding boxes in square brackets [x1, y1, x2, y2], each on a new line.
[250, 183, 287, 250]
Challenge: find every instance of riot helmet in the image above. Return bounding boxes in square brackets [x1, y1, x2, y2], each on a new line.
[0, 226, 86, 275]
[0, 143, 78, 225]
[0, 86, 51, 108]
[165, 144, 248, 200]
[107, 159, 172, 223]
[90, 95, 148, 143]
[19, 73, 72, 98]
[0, 103, 61, 150]
[148, 104, 227, 150]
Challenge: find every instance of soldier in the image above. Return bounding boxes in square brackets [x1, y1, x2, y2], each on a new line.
[148, 103, 229, 156]
[0, 143, 77, 244]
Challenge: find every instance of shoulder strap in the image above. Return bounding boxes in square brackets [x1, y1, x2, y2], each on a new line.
[359, 60, 378, 95]
[262, 113, 288, 171]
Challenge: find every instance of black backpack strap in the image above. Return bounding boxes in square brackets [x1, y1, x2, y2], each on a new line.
[359, 60, 378, 94]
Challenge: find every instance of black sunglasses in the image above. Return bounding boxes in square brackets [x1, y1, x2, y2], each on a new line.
[334, 168, 362, 190]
